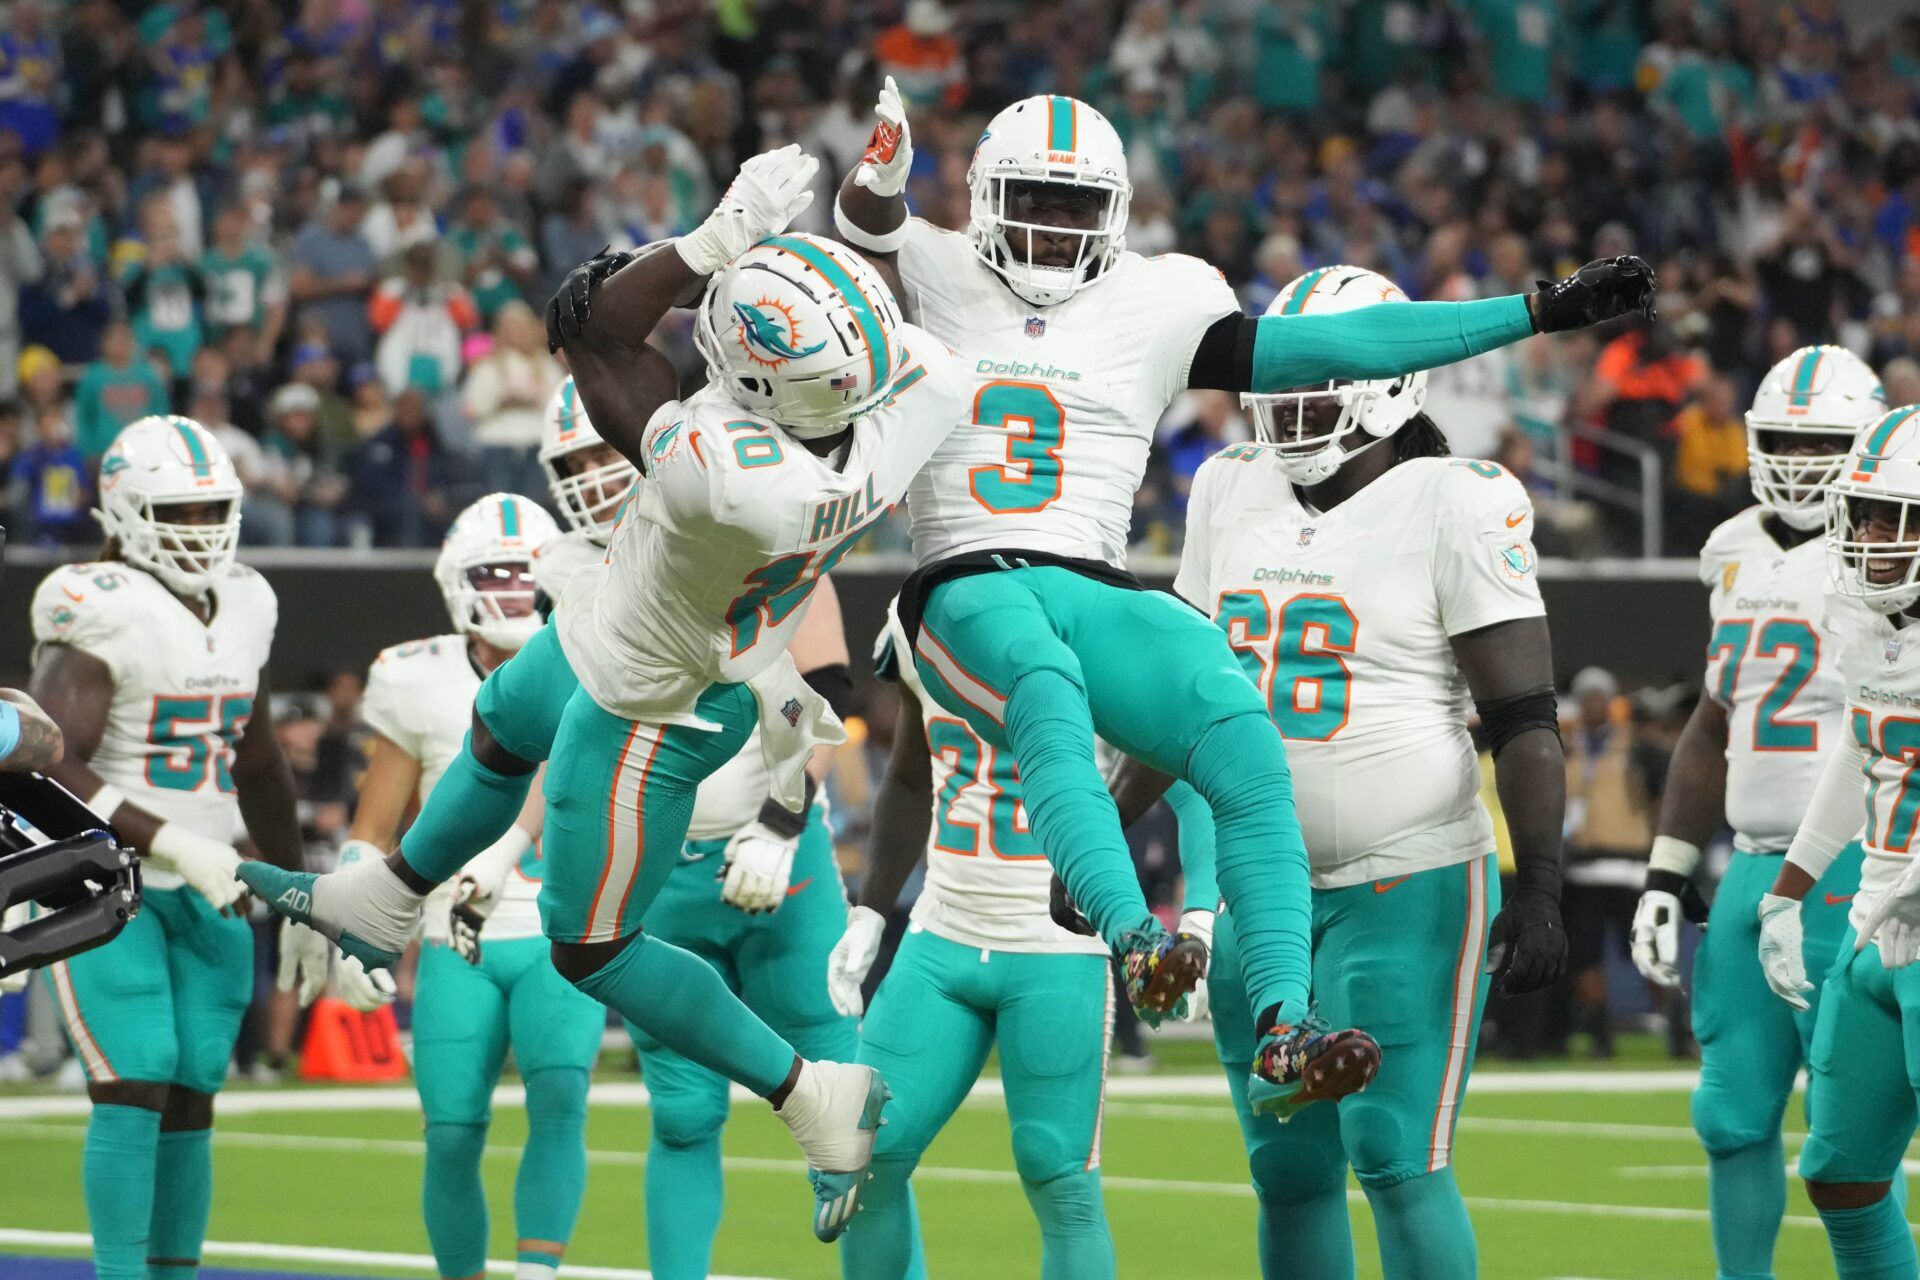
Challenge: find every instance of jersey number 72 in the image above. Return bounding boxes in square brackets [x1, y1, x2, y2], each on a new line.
[1706, 618, 1820, 752]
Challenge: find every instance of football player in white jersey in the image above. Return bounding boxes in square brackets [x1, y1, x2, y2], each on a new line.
[824, 599, 1218, 1279]
[241, 146, 972, 1238]
[1630, 345, 1885, 1280]
[1758, 404, 1920, 1280]
[331, 493, 607, 1280]
[529, 375, 638, 609]
[27, 415, 327, 1280]
[1102, 267, 1565, 1278]
[835, 85, 1653, 1112]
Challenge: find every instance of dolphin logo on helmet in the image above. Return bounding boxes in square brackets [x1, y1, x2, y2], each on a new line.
[734, 300, 828, 366]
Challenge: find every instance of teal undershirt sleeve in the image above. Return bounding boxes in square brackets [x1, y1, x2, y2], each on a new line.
[399, 731, 536, 885]
[1163, 780, 1219, 914]
[1251, 295, 1535, 391]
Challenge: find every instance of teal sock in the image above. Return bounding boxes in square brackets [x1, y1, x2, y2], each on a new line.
[85, 1103, 161, 1280]
[574, 934, 794, 1097]
[515, 1068, 588, 1270]
[399, 734, 534, 883]
[1819, 1196, 1920, 1280]
[645, 1105, 725, 1280]
[423, 1122, 490, 1278]
[837, 1157, 927, 1280]
[1708, 1137, 1785, 1278]
[1024, 1169, 1115, 1280]
[147, 1127, 213, 1278]
[1255, 1183, 1353, 1279]
[1001, 670, 1152, 946]
[1365, 1168, 1476, 1279]
[1183, 713, 1312, 1024]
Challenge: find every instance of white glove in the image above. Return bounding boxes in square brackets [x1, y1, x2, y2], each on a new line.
[718, 821, 799, 914]
[0, 902, 28, 993]
[1176, 908, 1215, 1023]
[1857, 858, 1920, 968]
[334, 953, 397, 1013]
[1630, 889, 1685, 988]
[853, 76, 913, 197]
[826, 904, 886, 1017]
[1757, 893, 1813, 1010]
[276, 920, 331, 1008]
[1882, 918, 1920, 969]
[676, 143, 821, 276]
[149, 823, 244, 912]
[441, 827, 532, 965]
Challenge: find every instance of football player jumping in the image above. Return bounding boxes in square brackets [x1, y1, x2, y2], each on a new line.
[835, 82, 1652, 1112]
[1109, 267, 1564, 1278]
[1631, 345, 1885, 1280]
[239, 146, 972, 1239]
[28, 416, 327, 1280]
[1760, 403, 1920, 1280]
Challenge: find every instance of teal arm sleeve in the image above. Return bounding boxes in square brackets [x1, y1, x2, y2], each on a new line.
[1164, 779, 1220, 913]
[1251, 294, 1535, 391]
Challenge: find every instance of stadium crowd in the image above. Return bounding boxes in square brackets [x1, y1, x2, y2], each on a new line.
[0, 0, 1909, 556]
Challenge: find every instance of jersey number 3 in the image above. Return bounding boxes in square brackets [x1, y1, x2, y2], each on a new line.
[969, 381, 1065, 514]
[1217, 590, 1357, 741]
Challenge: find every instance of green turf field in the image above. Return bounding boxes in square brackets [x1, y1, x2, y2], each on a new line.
[0, 1039, 1890, 1279]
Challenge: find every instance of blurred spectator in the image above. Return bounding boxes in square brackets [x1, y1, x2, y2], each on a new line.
[10, 352, 88, 547]
[540, 180, 611, 304]
[19, 210, 108, 364]
[459, 300, 561, 498]
[447, 187, 538, 324]
[201, 204, 287, 365]
[348, 386, 458, 547]
[116, 196, 203, 383]
[1884, 357, 1920, 410]
[361, 165, 440, 267]
[0, 158, 42, 401]
[208, 384, 295, 548]
[1667, 374, 1752, 553]
[875, 2, 965, 112]
[262, 383, 348, 547]
[368, 243, 477, 399]
[288, 187, 377, 365]
[1560, 666, 1663, 1059]
[0, 3, 60, 159]
[73, 321, 167, 462]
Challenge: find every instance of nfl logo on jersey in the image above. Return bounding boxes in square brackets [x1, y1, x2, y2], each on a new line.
[1889, 638, 1903, 664]
[1298, 527, 1316, 547]
[1024, 316, 1046, 339]
[781, 697, 804, 726]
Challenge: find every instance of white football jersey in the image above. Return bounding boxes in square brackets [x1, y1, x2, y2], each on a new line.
[876, 604, 1105, 955]
[1827, 596, 1920, 936]
[1699, 508, 1846, 853]
[897, 219, 1238, 567]
[531, 528, 604, 608]
[1176, 450, 1544, 888]
[30, 561, 277, 894]
[559, 326, 967, 722]
[361, 635, 543, 938]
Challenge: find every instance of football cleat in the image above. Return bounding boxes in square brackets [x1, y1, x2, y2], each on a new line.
[235, 855, 424, 971]
[1118, 922, 1206, 1027]
[774, 1060, 891, 1242]
[1248, 1016, 1382, 1121]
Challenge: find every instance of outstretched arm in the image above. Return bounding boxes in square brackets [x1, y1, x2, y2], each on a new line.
[832, 76, 913, 301]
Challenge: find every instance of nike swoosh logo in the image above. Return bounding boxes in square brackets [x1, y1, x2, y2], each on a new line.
[1825, 892, 1856, 905]
[61, 586, 83, 602]
[786, 877, 813, 897]
[1375, 875, 1413, 894]
[1506, 511, 1528, 528]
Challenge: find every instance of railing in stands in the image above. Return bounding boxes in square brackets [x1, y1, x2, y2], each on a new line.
[1548, 422, 1665, 560]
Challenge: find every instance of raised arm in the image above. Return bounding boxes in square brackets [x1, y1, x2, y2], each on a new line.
[832, 76, 913, 300]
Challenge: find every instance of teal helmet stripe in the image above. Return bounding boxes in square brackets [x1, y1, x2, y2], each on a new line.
[499, 496, 521, 539]
[561, 379, 578, 432]
[762, 235, 891, 390]
[1856, 406, 1920, 476]
[172, 419, 212, 478]
[1047, 96, 1075, 151]
[1281, 267, 1334, 316]
[1788, 348, 1825, 407]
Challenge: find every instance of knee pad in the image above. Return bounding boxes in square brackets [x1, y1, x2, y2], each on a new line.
[1186, 713, 1294, 819]
[1247, 1128, 1348, 1206]
[649, 1092, 729, 1151]
[425, 1121, 489, 1166]
[523, 1067, 589, 1130]
[1010, 1120, 1080, 1188]
[1691, 1083, 1783, 1158]
[1343, 1099, 1417, 1186]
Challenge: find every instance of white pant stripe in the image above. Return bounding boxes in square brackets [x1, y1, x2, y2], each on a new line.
[1429, 857, 1488, 1171]
[583, 722, 666, 943]
[913, 629, 1007, 726]
[48, 960, 114, 1082]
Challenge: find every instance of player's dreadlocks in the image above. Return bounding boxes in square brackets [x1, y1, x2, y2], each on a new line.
[1393, 411, 1452, 463]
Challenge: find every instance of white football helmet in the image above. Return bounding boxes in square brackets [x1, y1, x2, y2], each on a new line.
[968, 95, 1131, 308]
[433, 493, 560, 651]
[1242, 266, 1429, 486]
[1826, 405, 1920, 615]
[538, 377, 638, 541]
[96, 415, 243, 597]
[694, 233, 907, 440]
[1747, 345, 1885, 530]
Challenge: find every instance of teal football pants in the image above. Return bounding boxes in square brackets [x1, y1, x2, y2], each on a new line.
[1210, 855, 1497, 1280]
[625, 809, 856, 1280]
[840, 929, 1115, 1280]
[413, 936, 605, 1279]
[1693, 845, 1866, 1280]
[912, 566, 1311, 1026]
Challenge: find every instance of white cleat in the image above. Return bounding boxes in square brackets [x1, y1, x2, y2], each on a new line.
[236, 852, 425, 971]
[775, 1059, 891, 1242]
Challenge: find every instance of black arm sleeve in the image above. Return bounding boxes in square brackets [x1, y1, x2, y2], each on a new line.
[1475, 686, 1562, 758]
[1184, 313, 1256, 393]
[802, 663, 854, 722]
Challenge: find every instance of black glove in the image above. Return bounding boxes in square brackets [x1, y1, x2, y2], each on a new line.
[1049, 872, 1097, 938]
[1486, 888, 1568, 996]
[1530, 255, 1657, 333]
[1646, 867, 1712, 927]
[545, 247, 636, 352]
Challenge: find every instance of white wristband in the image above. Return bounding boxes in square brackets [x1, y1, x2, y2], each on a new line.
[834, 196, 910, 254]
[85, 782, 127, 822]
[1648, 836, 1702, 878]
[1177, 908, 1216, 950]
[336, 838, 386, 869]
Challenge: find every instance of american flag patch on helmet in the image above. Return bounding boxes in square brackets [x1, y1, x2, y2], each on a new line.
[830, 373, 859, 391]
